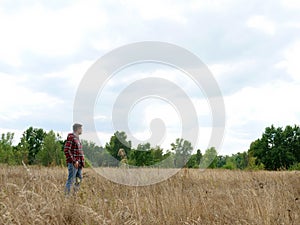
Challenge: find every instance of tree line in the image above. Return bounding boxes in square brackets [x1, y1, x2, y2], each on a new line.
[0, 125, 299, 170]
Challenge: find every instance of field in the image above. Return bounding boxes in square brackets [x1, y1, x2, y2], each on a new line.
[0, 166, 299, 225]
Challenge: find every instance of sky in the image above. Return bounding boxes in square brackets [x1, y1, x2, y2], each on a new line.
[0, 0, 300, 155]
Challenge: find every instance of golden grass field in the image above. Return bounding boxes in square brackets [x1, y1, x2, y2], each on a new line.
[0, 165, 299, 225]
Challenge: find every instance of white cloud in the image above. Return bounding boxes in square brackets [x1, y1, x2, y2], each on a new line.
[43, 60, 94, 89]
[275, 41, 300, 82]
[246, 15, 276, 35]
[92, 37, 125, 52]
[227, 82, 300, 126]
[0, 0, 107, 66]
[209, 60, 256, 79]
[120, 0, 187, 24]
[219, 132, 252, 155]
[0, 72, 64, 121]
[285, 22, 300, 29]
[94, 114, 108, 121]
[280, 0, 300, 10]
[222, 80, 300, 154]
[189, 0, 237, 12]
[1, 0, 300, 156]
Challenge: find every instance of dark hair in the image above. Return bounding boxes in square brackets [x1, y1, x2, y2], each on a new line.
[73, 123, 82, 132]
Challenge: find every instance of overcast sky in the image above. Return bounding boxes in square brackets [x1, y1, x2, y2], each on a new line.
[1, 0, 300, 155]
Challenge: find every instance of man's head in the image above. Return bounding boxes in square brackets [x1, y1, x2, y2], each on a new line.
[73, 123, 83, 135]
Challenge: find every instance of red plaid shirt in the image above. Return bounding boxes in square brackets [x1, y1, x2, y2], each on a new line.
[64, 133, 85, 167]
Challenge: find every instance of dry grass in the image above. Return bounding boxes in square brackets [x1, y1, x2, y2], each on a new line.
[0, 165, 299, 225]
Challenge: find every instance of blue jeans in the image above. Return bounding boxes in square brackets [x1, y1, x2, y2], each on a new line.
[65, 163, 82, 194]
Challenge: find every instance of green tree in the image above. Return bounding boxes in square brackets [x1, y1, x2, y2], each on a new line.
[186, 154, 198, 168]
[234, 152, 248, 169]
[0, 132, 16, 165]
[99, 150, 116, 167]
[186, 149, 202, 168]
[222, 152, 249, 170]
[249, 125, 299, 170]
[216, 155, 228, 168]
[200, 147, 218, 169]
[246, 153, 265, 170]
[223, 157, 236, 170]
[82, 140, 105, 167]
[21, 127, 46, 165]
[159, 151, 175, 168]
[150, 146, 165, 164]
[289, 162, 300, 170]
[36, 131, 64, 166]
[129, 143, 152, 166]
[171, 138, 193, 168]
[105, 131, 132, 166]
[14, 136, 29, 164]
[282, 125, 300, 163]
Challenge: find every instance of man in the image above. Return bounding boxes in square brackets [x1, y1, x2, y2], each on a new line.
[64, 123, 85, 194]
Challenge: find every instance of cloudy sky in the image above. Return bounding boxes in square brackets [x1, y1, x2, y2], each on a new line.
[1, 0, 300, 155]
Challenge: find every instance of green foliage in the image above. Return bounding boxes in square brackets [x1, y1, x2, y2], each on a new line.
[248, 125, 300, 170]
[221, 152, 249, 170]
[0, 124, 299, 171]
[216, 155, 228, 168]
[158, 151, 175, 168]
[81, 140, 116, 167]
[186, 149, 202, 168]
[150, 146, 165, 164]
[186, 154, 199, 168]
[105, 131, 131, 166]
[171, 138, 193, 168]
[288, 162, 300, 171]
[82, 140, 103, 167]
[14, 136, 29, 164]
[129, 143, 152, 166]
[223, 161, 236, 170]
[100, 150, 118, 167]
[84, 158, 92, 168]
[21, 127, 46, 165]
[128, 144, 168, 167]
[200, 147, 218, 169]
[234, 152, 247, 169]
[0, 132, 16, 165]
[36, 131, 64, 166]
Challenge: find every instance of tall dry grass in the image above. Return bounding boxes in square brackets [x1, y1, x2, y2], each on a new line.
[0, 165, 299, 225]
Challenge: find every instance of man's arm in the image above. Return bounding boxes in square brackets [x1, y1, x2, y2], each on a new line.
[64, 134, 75, 163]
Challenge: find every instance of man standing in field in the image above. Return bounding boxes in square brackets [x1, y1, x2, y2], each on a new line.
[64, 123, 85, 195]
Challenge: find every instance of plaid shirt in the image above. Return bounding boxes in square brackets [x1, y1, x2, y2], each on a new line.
[64, 133, 85, 167]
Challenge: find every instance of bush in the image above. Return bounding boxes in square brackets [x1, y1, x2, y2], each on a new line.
[289, 162, 300, 171]
[223, 161, 236, 170]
